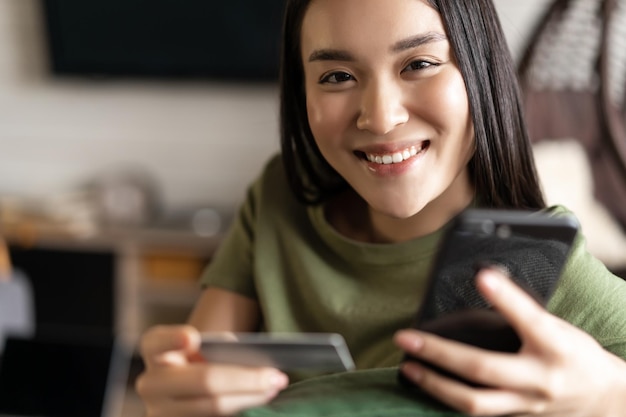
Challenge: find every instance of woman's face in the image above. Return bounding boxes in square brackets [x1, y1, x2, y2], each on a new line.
[301, 0, 475, 221]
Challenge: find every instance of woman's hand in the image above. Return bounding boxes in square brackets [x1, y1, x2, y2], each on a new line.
[135, 325, 289, 417]
[395, 268, 626, 417]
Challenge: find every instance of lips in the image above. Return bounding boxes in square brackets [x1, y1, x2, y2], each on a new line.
[356, 141, 430, 165]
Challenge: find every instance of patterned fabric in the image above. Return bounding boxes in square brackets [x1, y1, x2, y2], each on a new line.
[519, 0, 626, 229]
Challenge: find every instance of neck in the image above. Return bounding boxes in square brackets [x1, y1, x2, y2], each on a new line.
[326, 170, 475, 244]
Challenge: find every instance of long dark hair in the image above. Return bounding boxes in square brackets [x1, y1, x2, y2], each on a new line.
[279, 0, 546, 209]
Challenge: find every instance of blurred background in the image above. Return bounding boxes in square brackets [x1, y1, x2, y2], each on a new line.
[0, 1, 624, 416]
[0, 0, 553, 344]
[0, 0, 547, 219]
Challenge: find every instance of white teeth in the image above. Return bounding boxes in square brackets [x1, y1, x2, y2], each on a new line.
[366, 145, 422, 165]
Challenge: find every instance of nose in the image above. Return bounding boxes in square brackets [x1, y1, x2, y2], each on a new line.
[356, 79, 409, 135]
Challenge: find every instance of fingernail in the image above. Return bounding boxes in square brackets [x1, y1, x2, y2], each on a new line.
[405, 332, 424, 350]
[402, 362, 423, 382]
[270, 371, 289, 389]
[413, 335, 424, 350]
[481, 270, 502, 290]
[396, 330, 424, 351]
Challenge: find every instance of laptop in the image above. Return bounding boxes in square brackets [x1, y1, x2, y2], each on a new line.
[0, 327, 130, 417]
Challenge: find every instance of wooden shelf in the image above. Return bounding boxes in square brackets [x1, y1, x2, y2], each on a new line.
[141, 279, 200, 307]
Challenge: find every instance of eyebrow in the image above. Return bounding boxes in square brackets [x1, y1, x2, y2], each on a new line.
[307, 32, 447, 62]
[391, 32, 447, 52]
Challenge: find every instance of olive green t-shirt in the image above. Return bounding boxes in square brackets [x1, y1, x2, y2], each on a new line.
[200, 154, 626, 369]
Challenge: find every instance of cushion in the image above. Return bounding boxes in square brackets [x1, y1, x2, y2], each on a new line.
[533, 139, 626, 269]
[239, 368, 466, 417]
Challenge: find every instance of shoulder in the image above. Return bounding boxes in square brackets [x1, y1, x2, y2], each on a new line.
[259, 153, 286, 182]
[263, 152, 284, 174]
[542, 204, 577, 218]
[249, 153, 301, 210]
[541, 204, 596, 277]
[249, 153, 287, 195]
[546, 206, 626, 355]
[233, 152, 309, 233]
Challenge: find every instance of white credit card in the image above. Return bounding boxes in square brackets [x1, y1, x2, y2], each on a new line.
[200, 332, 355, 372]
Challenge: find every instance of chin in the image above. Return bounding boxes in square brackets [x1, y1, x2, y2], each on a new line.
[369, 198, 427, 220]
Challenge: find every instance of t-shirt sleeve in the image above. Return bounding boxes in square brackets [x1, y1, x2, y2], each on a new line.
[548, 221, 626, 359]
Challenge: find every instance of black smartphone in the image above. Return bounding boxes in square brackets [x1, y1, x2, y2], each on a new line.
[200, 332, 355, 372]
[399, 208, 579, 387]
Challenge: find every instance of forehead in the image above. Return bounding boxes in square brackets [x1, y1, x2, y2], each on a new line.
[300, 0, 445, 52]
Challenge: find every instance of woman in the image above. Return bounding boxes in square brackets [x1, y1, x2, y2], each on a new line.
[136, 1, 626, 416]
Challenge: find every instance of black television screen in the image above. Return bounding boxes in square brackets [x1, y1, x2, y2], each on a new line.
[41, 0, 286, 82]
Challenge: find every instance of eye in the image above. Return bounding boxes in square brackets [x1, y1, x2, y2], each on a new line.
[319, 71, 355, 84]
[402, 60, 437, 73]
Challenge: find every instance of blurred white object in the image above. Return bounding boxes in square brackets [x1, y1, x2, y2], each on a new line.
[85, 169, 162, 227]
[533, 139, 626, 269]
[191, 208, 222, 237]
[0, 269, 35, 354]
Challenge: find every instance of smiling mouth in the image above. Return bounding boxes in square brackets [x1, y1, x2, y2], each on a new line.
[356, 141, 430, 165]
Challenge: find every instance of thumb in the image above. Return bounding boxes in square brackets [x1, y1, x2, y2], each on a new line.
[139, 324, 201, 369]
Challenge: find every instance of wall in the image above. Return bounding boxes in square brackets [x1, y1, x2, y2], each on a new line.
[0, 0, 551, 213]
[494, 0, 551, 60]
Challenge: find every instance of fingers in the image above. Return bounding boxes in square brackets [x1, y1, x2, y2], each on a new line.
[395, 269, 562, 390]
[137, 326, 290, 417]
[136, 362, 289, 398]
[143, 391, 281, 417]
[396, 328, 548, 415]
[136, 363, 289, 416]
[400, 361, 547, 416]
[474, 268, 555, 347]
[395, 329, 544, 390]
[140, 325, 202, 368]
[396, 269, 620, 416]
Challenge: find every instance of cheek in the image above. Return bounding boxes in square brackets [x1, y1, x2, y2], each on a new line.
[412, 72, 474, 167]
[305, 96, 326, 136]
[408, 68, 468, 122]
[444, 77, 475, 155]
[438, 73, 471, 129]
[306, 90, 355, 144]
